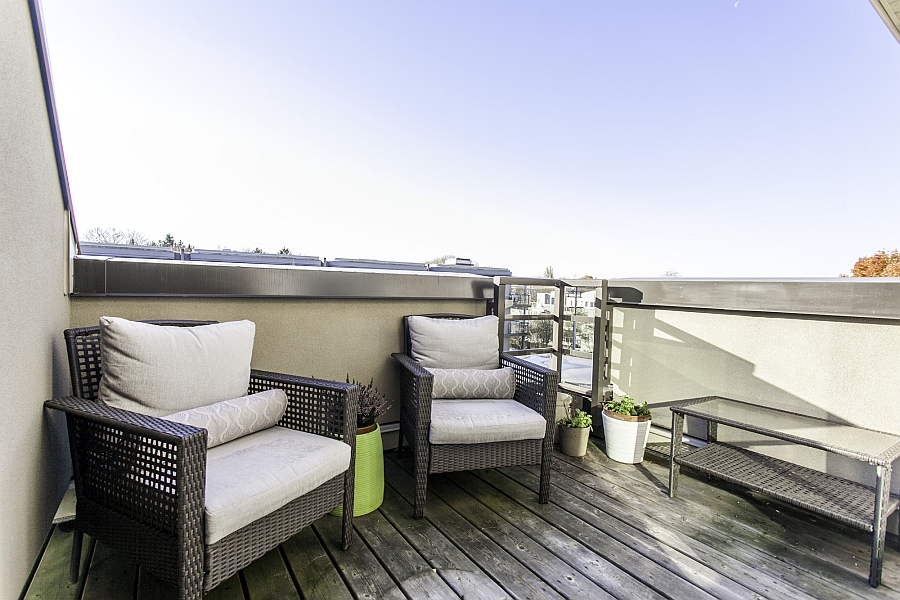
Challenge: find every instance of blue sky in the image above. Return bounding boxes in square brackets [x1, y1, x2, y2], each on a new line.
[41, 1, 900, 277]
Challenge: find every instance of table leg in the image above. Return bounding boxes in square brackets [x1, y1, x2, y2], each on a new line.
[669, 411, 684, 498]
[707, 420, 718, 443]
[870, 463, 892, 587]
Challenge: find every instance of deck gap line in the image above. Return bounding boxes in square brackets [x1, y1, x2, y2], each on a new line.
[352, 515, 417, 600]
[18, 523, 56, 600]
[384, 456, 569, 600]
[424, 468, 622, 600]
[460, 469, 757, 598]
[309, 522, 358, 600]
[278, 544, 306, 600]
[237, 569, 250, 600]
[381, 474, 521, 600]
[389, 458, 577, 597]
[381, 472, 521, 600]
[458, 468, 709, 600]
[522, 463, 886, 600]
[544, 457, 885, 587]
[496, 466, 810, 600]
[375, 502, 469, 600]
[523, 464, 860, 600]
[77, 536, 96, 600]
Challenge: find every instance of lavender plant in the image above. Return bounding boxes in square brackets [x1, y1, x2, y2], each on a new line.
[347, 376, 391, 429]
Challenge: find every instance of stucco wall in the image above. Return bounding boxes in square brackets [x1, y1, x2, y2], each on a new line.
[0, 1, 73, 597]
[70, 297, 486, 441]
[612, 306, 900, 498]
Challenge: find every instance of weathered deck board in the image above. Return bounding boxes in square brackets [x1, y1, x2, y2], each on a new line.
[410, 465, 617, 600]
[445, 470, 671, 600]
[378, 485, 511, 600]
[80, 540, 137, 600]
[281, 525, 353, 600]
[23, 527, 91, 600]
[465, 468, 755, 600]
[22, 446, 900, 600]
[384, 457, 566, 600]
[551, 445, 900, 600]
[312, 511, 406, 600]
[508, 463, 821, 600]
[353, 508, 460, 600]
[241, 548, 300, 600]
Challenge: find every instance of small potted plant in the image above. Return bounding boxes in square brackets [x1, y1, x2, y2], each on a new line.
[557, 403, 593, 457]
[601, 395, 652, 464]
[332, 378, 391, 517]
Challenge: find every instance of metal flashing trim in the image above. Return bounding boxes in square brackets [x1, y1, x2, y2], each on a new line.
[608, 278, 900, 320]
[27, 0, 79, 250]
[72, 256, 495, 300]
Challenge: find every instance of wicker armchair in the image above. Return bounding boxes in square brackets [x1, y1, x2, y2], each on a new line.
[44, 320, 358, 600]
[392, 314, 559, 518]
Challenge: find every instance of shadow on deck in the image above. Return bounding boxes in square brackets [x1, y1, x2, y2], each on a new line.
[23, 444, 900, 600]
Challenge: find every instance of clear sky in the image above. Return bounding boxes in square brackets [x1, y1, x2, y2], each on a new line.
[40, 1, 900, 278]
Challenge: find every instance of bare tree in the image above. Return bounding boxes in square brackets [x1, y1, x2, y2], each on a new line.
[83, 227, 150, 245]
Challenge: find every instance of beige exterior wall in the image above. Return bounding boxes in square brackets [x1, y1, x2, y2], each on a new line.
[70, 297, 486, 441]
[612, 307, 900, 498]
[0, 1, 74, 597]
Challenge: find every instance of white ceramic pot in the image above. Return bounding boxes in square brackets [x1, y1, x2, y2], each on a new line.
[559, 425, 590, 457]
[601, 409, 652, 464]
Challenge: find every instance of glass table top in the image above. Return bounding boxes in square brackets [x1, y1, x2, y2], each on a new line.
[673, 397, 900, 462]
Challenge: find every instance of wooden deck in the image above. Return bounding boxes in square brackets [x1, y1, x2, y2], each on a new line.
[24, 443, 900, 600]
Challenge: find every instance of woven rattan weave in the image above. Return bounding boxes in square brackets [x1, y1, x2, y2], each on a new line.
[46, 321, 358, 600]
[393, 314, 559, 519]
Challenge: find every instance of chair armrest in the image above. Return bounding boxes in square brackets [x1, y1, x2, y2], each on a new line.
[391, 353, 434, 429]
[500, 353, 559, 420]
[249, 370, 358, 444]
[44, 396, 207, 546]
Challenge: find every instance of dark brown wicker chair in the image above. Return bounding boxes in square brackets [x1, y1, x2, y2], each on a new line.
[44, 320, 358, 600]
[392, 314, 559, 518]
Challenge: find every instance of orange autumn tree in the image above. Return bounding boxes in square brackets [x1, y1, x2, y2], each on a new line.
[851, 250, 900, 277]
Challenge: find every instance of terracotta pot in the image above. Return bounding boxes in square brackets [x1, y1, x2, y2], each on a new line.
[559, 425, 591, 457]
[601, 409, 652, 464]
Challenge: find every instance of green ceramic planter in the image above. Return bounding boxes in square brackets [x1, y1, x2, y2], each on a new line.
[331, 423, 384, 517]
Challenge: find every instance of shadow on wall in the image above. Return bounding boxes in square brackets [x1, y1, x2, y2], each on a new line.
[609, 306, 900, 496]
[611, 308, 812, 433]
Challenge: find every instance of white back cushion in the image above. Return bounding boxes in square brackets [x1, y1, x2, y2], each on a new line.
[429, 367, 516, 399]
[408, 315, 499, 370]
[165, 389, 287, 448]
[98, 317, 256, 416]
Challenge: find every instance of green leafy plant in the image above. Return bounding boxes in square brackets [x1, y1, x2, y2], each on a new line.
[557, 407, 592, 430]
[604, 395, 650, 417]
[347, 376, 391, 429]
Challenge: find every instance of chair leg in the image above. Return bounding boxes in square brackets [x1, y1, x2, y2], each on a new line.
[68, 528, 83, 584]
[396, 428, 404, 459]
[414, 445, 429, 519]
[538, 444, 552, 504]
[341, 470, 354, 550]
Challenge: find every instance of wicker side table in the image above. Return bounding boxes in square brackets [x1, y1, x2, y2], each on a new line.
[668, 396, 900, 588]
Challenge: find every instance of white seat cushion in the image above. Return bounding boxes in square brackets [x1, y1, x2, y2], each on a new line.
[98, 317, 256, 416]
[408, 315, 500, 370]
[204, 426, 350, 544]
[429, 400, 546, 445]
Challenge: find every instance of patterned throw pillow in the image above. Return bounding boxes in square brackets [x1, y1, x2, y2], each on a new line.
[164, 389, 288, 448]
[428, 367, 516, 399]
